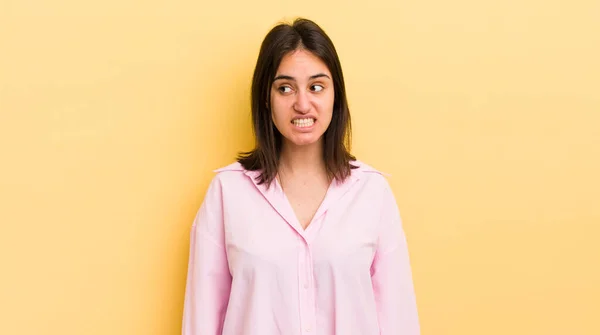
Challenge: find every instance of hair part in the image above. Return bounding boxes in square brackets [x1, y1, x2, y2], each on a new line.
[237, 17, 356, 187]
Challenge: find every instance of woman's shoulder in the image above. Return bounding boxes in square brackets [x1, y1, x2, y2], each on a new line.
[349, 159, 399, 194]
[207, 161, 254, 185]
[212, 161, 246, 174]
[351, 159, 391, 180]
[351, 160, 386, 174]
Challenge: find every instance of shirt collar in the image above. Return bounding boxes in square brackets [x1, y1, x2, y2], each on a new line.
[213, 160, 384, 237]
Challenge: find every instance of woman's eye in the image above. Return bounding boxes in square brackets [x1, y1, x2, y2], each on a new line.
[278, 86, 292, 93]
[311, 84, 324, 92]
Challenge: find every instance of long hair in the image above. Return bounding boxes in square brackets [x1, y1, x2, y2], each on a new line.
[237, 18, 356, 186]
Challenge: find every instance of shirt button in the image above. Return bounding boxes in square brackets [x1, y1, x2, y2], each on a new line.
[305, 328, 311, 332]
[303, 283, 309, 289]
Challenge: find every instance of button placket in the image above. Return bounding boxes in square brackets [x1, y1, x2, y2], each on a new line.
[298, 240, 316, 334]
[305, 245, 316, 332]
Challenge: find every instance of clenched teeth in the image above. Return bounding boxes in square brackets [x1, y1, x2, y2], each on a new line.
[292, 118, 315, 127]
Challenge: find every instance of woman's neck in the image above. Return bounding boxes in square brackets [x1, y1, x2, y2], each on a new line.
[278, 140, 327, 178]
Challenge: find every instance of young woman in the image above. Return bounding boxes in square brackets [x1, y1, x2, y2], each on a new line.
[182, 18, 420, 335]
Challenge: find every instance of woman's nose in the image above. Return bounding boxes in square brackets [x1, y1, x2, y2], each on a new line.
[293, 90, 311, 113]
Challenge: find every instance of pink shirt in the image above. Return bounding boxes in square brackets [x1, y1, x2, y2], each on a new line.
[182, 161, 420, 335]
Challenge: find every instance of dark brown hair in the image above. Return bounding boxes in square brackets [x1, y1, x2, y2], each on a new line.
[237, 18, 356, 186]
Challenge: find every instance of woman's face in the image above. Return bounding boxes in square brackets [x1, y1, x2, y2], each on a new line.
[270, 49, 334, 149]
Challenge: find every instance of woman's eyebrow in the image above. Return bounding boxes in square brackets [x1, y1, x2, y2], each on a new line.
[273, 73, 331, 82]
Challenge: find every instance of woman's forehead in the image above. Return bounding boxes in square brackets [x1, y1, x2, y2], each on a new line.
[275, 49, 331, 77]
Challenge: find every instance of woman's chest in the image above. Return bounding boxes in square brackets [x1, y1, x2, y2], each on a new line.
[221, 190, 382, 273]
[284, 185, 329, 230]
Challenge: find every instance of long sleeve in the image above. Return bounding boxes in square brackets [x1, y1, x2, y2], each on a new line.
[182, 176, 232, 335]
[371, 184, 420, 335]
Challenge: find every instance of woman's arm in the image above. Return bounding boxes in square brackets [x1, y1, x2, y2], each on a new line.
[371, 183, 420, 335]
[182, 177, 232, 335]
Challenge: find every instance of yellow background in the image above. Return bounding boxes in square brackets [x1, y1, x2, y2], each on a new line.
[1, 1, 599, 334]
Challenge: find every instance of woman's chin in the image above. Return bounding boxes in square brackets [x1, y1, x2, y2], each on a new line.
[284, 134, 323, 148]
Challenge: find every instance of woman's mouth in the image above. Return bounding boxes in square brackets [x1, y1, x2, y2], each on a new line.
[291, 118, 316, 128]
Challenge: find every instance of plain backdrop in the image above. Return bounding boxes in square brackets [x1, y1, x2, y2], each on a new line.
[1, 1, 599, 334]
